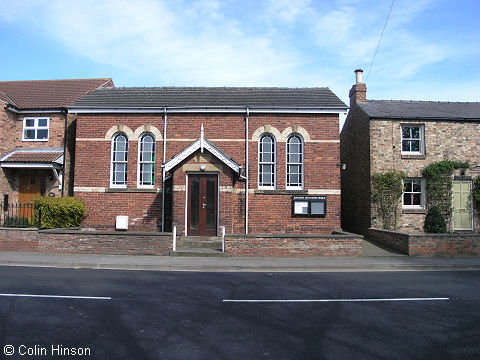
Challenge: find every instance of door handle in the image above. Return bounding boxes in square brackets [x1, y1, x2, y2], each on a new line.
[203, 203, 207, 208]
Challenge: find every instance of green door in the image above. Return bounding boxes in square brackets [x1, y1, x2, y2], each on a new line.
[452, 181, 472, 230]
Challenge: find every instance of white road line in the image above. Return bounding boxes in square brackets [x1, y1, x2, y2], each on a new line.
[0, 293, 111, 300]
[223, 297, 450, 303]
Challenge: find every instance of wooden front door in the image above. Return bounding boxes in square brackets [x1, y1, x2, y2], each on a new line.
[452, 181, 473, 231]
[19, 174, 44, 219]
[187, 174, 218, 236]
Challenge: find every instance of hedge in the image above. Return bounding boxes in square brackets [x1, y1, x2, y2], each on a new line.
[34, 197, 86, 229]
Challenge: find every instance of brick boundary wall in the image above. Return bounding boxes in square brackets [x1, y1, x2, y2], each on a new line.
[225, 230, 363, 257]
[0, 228, 173, 256]
[368, 228, 480, 257]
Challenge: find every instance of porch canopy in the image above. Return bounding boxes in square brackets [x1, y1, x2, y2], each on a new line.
[0, 147, 64, 183]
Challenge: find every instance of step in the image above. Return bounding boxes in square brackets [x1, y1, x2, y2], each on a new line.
[177, 236, 222, 250]
[169, 248, 228, 257]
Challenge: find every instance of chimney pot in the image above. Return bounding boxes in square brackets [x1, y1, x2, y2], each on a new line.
[355, 68, 364, 84]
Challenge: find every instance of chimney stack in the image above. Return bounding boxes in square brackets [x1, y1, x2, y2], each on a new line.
[349, 68, 366, 107]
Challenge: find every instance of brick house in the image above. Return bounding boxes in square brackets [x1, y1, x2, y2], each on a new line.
[0, 79, 113, 211]
[341, 69, 480, 235]
[69, 87, 347, 235]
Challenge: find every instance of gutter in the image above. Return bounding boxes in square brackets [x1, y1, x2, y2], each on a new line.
[6, 105, 65, 114]
[161, 107, 167, 232]
[245, 107, 249, 234]
[62, 109, 68, 196]
[68, 106, 348, 114]
[369, 116, 480, 121]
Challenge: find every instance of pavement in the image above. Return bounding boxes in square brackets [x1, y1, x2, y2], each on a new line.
[0, 239, 478, 272]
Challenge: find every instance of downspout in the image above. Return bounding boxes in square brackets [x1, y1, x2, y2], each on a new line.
[161, 107, 168, 232]
[245, 107, 249, 234]
[61, 110, 67, 196]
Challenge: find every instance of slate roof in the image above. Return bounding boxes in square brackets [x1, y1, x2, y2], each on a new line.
[358, 100, 480, 120]
[0, 78, 113, 110]
[0, 148, 63, 164]
[70, 87, 347, 110]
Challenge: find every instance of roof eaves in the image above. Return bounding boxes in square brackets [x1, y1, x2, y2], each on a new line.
[369, 115, 480, 121]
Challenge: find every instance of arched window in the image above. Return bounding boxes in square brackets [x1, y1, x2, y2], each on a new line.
[258, 134, 276, 188]
[286, 134, 303, 189]
[111, 133, 128, 187]
[138, 133, 155, 187]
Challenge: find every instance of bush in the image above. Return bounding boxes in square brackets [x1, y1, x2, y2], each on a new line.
[34, 197, 86, 229]
[371, 170, 406, 230]
[2, 216, 31, 228]
[423, 206, 447, 233]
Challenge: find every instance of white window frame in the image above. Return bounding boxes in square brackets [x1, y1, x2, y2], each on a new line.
[110, 133, 128, 188]
[22, 117, 49, 141]
[401, 124, 424, 155]
[137, 133, 155, 188]
[286, 134, 304, 190]
[258, 133, 276, 189]
[402, 178, 426, 209]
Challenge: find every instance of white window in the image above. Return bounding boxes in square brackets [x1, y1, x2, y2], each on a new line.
[22, 117, 49, 141]
[401, 125, 424, 155]
[286, 134, 304, 189]
[111, 133, 128, 188]
[138, 133, 155, 188]
[258, 134, 276, 189]
[403, 179, 426, 209]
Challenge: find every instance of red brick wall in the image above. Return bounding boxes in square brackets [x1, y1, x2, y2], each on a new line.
[225, 232, 362, 257]
[74, 112, 341, 234]
[0, 228, 172, 255]
[0, 110, 69, 203]
[340, 103, 371, 235]
[368, 228, 480, 256]
[0, 229, 39, 252]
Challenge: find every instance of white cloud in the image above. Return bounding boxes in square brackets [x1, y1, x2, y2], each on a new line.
[264, 0, 312, 24]
[0, 0, 477, 104]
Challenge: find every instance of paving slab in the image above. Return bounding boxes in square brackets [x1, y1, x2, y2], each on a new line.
[0, 251, 478, 272]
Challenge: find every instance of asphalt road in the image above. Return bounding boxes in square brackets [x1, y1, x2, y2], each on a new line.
[0, 266, 479, 359]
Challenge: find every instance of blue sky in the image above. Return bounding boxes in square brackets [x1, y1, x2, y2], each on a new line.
[1, 0, 479, 108]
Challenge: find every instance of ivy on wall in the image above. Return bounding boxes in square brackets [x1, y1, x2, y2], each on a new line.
[421, 159, 469, 223]
[473, 176, 480, 210]
[371, 170, 406, 230]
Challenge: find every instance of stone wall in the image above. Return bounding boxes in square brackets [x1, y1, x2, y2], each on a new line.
[370, 119, 480, 233]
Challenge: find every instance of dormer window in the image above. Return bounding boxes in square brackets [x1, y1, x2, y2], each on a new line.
[22, 117, 49, 141]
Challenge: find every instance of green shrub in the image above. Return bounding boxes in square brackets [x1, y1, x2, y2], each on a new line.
[371, 170, 406, 230]
[423, 206, 447, 233]
[422, 159, 469, 222]
[473, 176, 480, 210]
[2, 216, 31, 228]
[34, 197, 86, 229]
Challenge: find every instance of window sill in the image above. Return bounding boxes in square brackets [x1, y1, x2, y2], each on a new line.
[254, 189, 308, 195]
[22, 139, 49, 142]
[106, 188, 159, 193]
[402, 208, 427, 214]
[401, 154, 425, 160]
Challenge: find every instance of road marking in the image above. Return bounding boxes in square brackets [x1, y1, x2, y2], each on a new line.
[0, 293, 111, 300]
[223, 297, 450, 303]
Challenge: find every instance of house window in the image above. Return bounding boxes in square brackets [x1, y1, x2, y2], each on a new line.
[138, 133, 155, 187]
[111, 133, 128, 188]
[286, 134, 303, 189]
[403, 179, 425, 208]
[258, 134, 276, 188]
[292, 196, 326, 217]
[401, 125, 424, 154]
[22, 117, 49, 141]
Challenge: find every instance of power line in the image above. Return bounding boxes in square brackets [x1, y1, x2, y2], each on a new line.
[366, 0, 395, 83]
